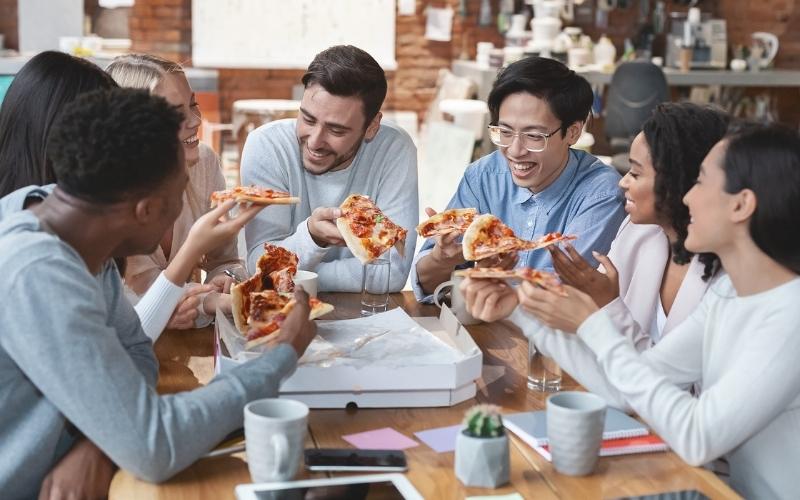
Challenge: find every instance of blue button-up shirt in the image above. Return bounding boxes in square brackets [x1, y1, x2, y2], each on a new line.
[412, 148, 626, 302]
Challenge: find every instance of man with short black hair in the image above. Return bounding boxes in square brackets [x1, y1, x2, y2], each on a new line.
[242, 45, 418, 292]
[413, 56, 626, 301]
[0, 88, 315, 496]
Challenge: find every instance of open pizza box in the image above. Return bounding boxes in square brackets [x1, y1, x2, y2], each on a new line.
[213, 305, 483, 409]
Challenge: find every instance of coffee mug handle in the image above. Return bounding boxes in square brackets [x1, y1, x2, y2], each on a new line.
[433, 280, 454, 308]
[270, 433, 289, 480]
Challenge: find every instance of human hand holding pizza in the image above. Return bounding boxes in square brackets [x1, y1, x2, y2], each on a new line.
[460, 277, 518, 323]
[548, 245, 619, 308]
[516, 281, 599, 332]
[425, 208, 466, 267]
[308, 207, 345, 248]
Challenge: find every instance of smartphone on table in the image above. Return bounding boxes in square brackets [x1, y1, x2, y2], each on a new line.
[304, 448, 408, 472]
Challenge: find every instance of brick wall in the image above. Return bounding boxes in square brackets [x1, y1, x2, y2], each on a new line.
[129, 0, 192, 64]
[0, 0, 17, 51]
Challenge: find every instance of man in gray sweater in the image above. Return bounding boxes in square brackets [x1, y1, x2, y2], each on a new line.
[0, 89, 315, 498]
[241, 45, 418, 292]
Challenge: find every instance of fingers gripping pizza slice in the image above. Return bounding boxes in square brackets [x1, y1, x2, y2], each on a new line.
[416, 208, 478, 238]
[210, 185, 300, 207]
[245, 291, 334, 349]
[336, 194, 408, 265]
[454, 267, 567, 296]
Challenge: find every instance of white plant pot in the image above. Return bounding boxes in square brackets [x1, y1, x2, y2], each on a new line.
[454, 431, 510, 488]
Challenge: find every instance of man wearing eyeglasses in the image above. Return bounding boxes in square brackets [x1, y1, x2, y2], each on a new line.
[412, 56, 626, 302]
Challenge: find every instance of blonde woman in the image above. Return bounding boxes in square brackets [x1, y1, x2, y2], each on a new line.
[107, 54, 245, 330]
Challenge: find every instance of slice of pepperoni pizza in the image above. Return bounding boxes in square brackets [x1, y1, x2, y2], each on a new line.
[230, 244, 299, 333]
[462, 214, 577, 261]
[210, 185, 300, 207]
[245, 291, 333, 349]
[454, 266, 566, 295]
[336, 194, 408, 264]
[416, 208, 478, 238]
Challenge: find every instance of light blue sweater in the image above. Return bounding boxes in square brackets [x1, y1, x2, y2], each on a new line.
[241, 119, 419, 292]
[0, 211, 297, 498]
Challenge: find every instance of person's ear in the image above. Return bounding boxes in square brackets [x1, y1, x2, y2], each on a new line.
[565, 121, 583, 146]
[730, 188, 757, 223]
[134, 196, 160, 224]
[364, 111, 382, 142]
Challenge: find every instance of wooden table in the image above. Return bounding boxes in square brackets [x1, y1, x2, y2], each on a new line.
[110, 292, 740, 499]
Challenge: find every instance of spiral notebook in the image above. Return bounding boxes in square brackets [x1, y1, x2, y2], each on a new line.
[503, 408, 649, 447]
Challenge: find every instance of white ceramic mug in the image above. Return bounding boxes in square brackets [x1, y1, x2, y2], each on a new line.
[293, 270, 318, 298]
[244, 398, 308, 483]
[546, 392, 607, 476]
[433, 273, 481, 326]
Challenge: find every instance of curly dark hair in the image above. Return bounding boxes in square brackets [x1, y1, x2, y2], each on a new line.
[642, 102, 729, 281]
[47, 88, 184, 204]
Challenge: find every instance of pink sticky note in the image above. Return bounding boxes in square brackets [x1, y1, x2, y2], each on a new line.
[342, 427, 419, 450]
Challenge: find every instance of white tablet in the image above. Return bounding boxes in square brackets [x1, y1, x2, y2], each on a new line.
[234, 473, 423, 500]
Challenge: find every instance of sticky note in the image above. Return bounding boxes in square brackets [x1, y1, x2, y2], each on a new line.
[414, 424, 462, 453]
[342, 427, 419, 450]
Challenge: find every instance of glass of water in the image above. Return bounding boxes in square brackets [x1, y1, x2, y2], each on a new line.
[528, 338, 562, 392]
[361, 258, 391, 316]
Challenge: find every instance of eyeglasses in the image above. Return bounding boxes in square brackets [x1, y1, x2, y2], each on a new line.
[487, 125, 561, 153]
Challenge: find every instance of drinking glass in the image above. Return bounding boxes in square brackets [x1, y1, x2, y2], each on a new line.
[528, 339, 562, 392]
[361, 258, 390, 316]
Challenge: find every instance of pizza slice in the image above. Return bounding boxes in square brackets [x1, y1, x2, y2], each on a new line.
[245, 291, 334, 349]
[230, 244, 300, 333]
[462, 214, 577, 261]
[336, 194, 408, 264]
[210, 185, 300, 207]
[454, 267, 566, 296]
[518, 232, 578, 252]
[416, 208, 478, 238]
[462, 214, 524, 261]
[256, 243, 298, 292]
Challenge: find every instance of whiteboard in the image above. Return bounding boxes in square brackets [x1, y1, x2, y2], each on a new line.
[192, 0, 397, 70]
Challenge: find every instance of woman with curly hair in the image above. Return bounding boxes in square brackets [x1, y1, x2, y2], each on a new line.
[520, 102, 729, 346]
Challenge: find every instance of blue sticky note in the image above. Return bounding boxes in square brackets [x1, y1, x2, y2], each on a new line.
[414, 424, 463, 453]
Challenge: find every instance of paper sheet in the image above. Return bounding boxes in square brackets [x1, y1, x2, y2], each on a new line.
[414, 424, 462, 453]
[342, 427, 419, 450]
[218, 308, 465, 368]
[425, 6, 454, 42]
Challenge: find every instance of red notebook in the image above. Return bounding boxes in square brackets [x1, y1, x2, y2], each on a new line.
[533, 434, 669, 461]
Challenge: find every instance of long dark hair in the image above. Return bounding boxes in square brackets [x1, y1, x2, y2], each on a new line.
[642, 102, 729, 280]
[722, 124, 800, 274]
[0, 51, 117, 197]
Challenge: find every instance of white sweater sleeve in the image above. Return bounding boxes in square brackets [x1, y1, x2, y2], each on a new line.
[577, 291, 800, 466]
[132, 272, 185, 341]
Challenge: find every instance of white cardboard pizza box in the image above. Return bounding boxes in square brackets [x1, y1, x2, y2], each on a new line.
[213, 305, 483, 409]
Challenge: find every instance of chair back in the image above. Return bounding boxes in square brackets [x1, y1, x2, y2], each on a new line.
[604, 61, 669, 141]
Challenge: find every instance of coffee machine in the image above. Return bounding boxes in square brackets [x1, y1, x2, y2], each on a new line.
[666, 11, 727, 69]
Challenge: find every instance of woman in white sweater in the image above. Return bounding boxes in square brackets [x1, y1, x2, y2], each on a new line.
[463, 124, 800, 499]
[107, 54, 246, 331]
[539, 103, 728, 346]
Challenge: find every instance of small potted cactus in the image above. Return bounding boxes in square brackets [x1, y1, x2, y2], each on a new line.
[454, 404, 510, 488]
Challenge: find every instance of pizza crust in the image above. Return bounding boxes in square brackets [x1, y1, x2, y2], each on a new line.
[336, 216, 375, 264]
[231, 194, 301, 206]
[416, 208, 477, 237]
[462, 214, 498, 261]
